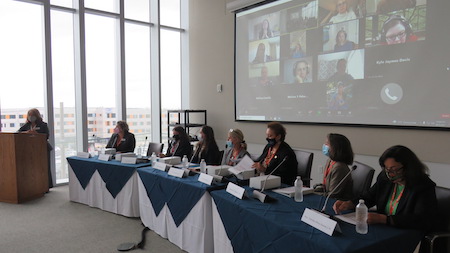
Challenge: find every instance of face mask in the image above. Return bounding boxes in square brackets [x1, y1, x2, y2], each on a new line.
[197, 134, 203, 142]
[28, 116, 37, 123]
[173, 135, 180, 141]
[385, 171, 404, 182]
[322, 144, 330, 157]
[226, 140, 233, 148]
[114, 127, 120, 134]
[266, 138, 277, 147]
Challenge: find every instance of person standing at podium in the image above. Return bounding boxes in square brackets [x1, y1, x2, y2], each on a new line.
[18, 108, 53, 189]
[106, 121, 136, 153]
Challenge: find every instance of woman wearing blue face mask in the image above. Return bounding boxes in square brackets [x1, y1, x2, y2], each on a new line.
[221, 129, 249, 166]
[252, 122, 298, 185]
[333, 145, 437, 232]
[319, 133, 354, 200]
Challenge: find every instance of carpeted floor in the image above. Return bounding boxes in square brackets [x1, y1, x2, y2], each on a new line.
[0, 185, 184, 253]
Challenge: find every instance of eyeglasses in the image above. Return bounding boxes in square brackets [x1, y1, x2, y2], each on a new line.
[386, 30, 406, 42]
[384, 166, 403, 174]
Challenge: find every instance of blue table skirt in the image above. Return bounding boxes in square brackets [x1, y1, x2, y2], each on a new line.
[137, 167, 212, 227]
[211, 188, 423, 253]
[67, 156, 150, 198]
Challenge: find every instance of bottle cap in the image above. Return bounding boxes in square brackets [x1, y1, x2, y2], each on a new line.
[359, 199, 365, 204]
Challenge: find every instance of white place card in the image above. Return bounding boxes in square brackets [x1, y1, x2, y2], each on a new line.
[98, 154, 111, 161]
[301, 208, 338, 236]
[77, 152, 90, 158]
[168, 167, 185, 178]
[121, 157, 137, 164]
[226, 182, 246, 199]
[153, 161, 168, 172]
[198, 173, 214, 185]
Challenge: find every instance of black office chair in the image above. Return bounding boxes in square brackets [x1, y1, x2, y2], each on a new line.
[423, 186, 450, 253]
[351, 161, 375, 199]
[146, 142, 164, 157]
[293, 149, 313, 187]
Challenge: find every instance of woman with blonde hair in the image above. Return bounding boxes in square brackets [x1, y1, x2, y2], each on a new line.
[221, 129, 249, 166]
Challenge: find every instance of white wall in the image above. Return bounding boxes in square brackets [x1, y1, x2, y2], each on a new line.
[189, 0, 450, 188]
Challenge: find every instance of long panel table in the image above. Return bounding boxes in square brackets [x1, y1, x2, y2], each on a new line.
[210, 188, 423, 253]
[68, 156, 150, 217]
[137, 167, 214, 253]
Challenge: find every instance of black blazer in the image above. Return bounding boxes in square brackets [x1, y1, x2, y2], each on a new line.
[106, 132, 136, 153]
[192, 143, 221, 165]
[256, 141, 298, 185]
[18, 121, 49, 139]
[356, 171, 437, 232]
[166, 140, 192, 158]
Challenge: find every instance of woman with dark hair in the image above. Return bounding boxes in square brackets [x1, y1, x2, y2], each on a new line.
[318, 133, 354, 200]
[161, 126, 192, 158]
[334, 30, 355, 52]
[191, 125, 221, 165]
[106, 121, 136, 153]
[252, 122, 298, 185]
[259, 19, 273, 39]
[221, 129, 249, 166]
[333, 145, 437, 231]
[18, 108, 53, 188]
[381, 15, 417, 45]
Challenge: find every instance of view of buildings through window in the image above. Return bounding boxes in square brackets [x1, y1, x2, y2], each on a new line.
[0, 0, 184, 184]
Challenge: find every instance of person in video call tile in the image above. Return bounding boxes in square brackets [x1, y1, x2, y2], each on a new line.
[252, 43, 272, 64]
[259, 19, 273, 39]
[328, 82, 349, 110]
[321, 0, 356, 25]
[259, 66, 273, 86]
[317, 133, 354, 200]
[252, 122, 298, 185]
[106, 121, 136, 153]
[381, 15, 417, 45]
[333, 145, 437, 232]
[376, 0, 416, 14]
[291, 42, 305, 58]
[292, 60, 311, 84]
[221, 129, 250, 166]
[328, 58, 353, 82]
[334, 30, 355, 52]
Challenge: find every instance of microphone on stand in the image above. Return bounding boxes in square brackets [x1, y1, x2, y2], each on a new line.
[320, 165, 357, 213]
[253, 156, 288, 203]
[142, 136, 148, 156]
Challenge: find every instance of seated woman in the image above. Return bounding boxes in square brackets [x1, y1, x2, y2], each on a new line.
[252, 122, 298, 185]
[191, 125, 221, 165]
[106, 121, 136, 153]
[160, 126, 192, 158]
[221, 129, 249, 166]
[319, 133, 354, 200]
[333, 145, 437, 231]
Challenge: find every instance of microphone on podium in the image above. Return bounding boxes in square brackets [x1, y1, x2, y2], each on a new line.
[320, 165, 357, 213]
[253, 156, 288, 203]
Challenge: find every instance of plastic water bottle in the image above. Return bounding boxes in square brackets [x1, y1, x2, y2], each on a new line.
[356, 199, 368, 234]
[200, 159, 207, 173]
[151, 152, 157, 165]
[294, 176, 303, 202]
[182, 155, 188, 169]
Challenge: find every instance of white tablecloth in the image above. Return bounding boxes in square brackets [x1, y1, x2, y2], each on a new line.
[69, 165, 140, 217]
[212, 200, 234, 253]
[138, 175, 214, 253]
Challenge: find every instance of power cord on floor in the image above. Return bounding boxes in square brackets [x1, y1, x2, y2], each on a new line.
[117, 226, 150, 251]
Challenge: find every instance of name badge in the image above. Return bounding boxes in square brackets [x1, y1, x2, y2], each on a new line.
[198, 173, 214, 185]
[168, 167, 185, 178]
[153, 161, 168, 171]
[121, 157, 137, 164]
[226, 182, 246, 199]
[98, 154, 111, 161]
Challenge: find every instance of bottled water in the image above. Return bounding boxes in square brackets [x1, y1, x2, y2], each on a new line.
[294, 176, 303, 202]
[200, 159, 206, 173]
[182, 155, 188, 169]
[356, 199, 368, 234]
[151, 152, 157, 165]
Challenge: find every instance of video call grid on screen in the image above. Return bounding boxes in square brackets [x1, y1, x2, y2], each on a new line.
[234, 0, 450, 129]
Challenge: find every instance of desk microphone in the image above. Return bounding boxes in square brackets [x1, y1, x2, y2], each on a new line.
[320, 165, 357, 213]
[142, 136, 148, 156]
[253, 156, 288, 203]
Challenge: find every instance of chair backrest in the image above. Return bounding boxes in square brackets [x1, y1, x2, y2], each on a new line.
[351, 161, 375, 198]
[435, 186, 450, 232]
[293, 149, 313, 187]
[146, 142, 164, 156]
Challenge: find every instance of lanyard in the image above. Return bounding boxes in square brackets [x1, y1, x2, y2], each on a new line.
[323, 161, 336, 185]
[264, 147, 278, 167]
[388, 184, 405, 215]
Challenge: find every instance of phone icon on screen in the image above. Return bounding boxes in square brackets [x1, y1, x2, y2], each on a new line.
[385, 88, 398, 101]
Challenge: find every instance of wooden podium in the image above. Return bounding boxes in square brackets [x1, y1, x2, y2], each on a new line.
[0, 132, 49, 203]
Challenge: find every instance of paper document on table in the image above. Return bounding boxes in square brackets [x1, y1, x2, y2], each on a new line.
[272, 186, 314, 198]
[335, 212, 357, 225]
[228, 155, 254, 175]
